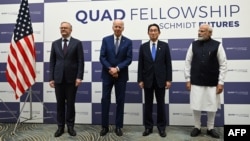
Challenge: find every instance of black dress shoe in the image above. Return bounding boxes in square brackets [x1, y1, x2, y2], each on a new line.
[142, 128, 153, 136]
[190, 128, 201, 137]
[100, 128, 109, 136]
[115, 128, 123, 136]
[159, 130, 166, 137]
[54, 127, 64, 137]
[68, 127, 76, 136]
[207, 129, 220, 138]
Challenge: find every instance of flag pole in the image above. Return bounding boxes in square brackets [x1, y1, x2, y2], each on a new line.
[11, 87, 55, 135]
[29, 88, 32, 119]
[11, 88, 32, 135]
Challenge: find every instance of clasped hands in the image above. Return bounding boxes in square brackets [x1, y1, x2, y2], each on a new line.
[109, 67, 118, 78]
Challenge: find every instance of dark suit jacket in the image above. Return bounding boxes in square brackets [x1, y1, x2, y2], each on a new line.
[100, 34, 132, 82]
[137, 40, 172, 88]
[49, 37, 84, 83]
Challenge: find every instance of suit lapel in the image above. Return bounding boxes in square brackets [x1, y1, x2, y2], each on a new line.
[146, 42, 154, 61]
[66, 38, 73, 55]
[56, 39, 64, 57]
[155, 41, 163, 61]
[111, 37, 116, 54]
[115, 36, 124, 55]
[155, 42, 159, 61]
[64, 38, 76, 56]
[116, 37, 122, 55]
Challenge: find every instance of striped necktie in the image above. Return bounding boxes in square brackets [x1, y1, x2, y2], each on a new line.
[115, 37, 119, 54]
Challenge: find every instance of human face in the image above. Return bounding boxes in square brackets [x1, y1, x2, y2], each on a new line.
[60, 22, 72, 38]
[112, 19, 124, 37]
[148, 25, 160, 42]
[198, 24, 212, 41]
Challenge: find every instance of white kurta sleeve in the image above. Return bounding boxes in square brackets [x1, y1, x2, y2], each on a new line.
[184, 44, 193, 82]
[217, 43, 227, 85]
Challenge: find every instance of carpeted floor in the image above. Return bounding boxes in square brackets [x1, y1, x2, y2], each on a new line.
[0, 123, 224, 141]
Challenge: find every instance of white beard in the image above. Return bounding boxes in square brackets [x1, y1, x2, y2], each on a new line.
[198, 37, 204, 41]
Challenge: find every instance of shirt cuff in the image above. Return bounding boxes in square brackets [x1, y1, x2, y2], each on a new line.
[116, 66, 120, 72]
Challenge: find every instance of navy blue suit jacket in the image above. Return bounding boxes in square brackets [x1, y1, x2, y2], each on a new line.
[49, 37, 84, 83]
[100, 34, 132, 82]
[137, 40, 172, 88]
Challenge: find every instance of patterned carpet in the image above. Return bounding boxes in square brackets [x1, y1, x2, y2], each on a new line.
[0, 123, 224, 141]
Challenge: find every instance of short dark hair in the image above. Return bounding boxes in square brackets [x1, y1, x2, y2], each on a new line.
[148, 23, 160, 33]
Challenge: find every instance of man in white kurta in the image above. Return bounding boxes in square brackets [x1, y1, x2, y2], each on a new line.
[184, 24, 227, 139]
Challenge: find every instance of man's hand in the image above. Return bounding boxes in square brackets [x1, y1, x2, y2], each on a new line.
[112, 73, 118, 78]
[75, 79, 82, 87]
[216, 84, 224, 94]
[109, 67, 119, 78]
[138, 81, 144, 89]
[49, 80, 55, 88]
[186, 81, 191, 91]
[165, 81, 171, 89]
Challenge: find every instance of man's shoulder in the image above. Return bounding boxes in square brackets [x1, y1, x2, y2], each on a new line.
[70, 37, 81, 42]
[121, 35, 132, 41]
[103, 35, 113, 40]
[210, 39, 220, 44]
[158, 40, 168, 45]
[142, 40, 150, 45]
[53, 38, 61, 42]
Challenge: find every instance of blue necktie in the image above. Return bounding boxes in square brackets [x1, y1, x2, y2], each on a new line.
[152, 43, 156, 60]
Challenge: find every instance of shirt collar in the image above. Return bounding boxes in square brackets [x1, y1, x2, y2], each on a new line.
[62, 36, 71, 41]
[150, 40, 158, 46]
[114, 35, 121, 40]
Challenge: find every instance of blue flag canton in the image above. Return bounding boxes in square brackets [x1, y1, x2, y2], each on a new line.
[14, 0, 33, 42]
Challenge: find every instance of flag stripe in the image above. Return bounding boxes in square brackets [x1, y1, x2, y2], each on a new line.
[6, 0, 36, 99]
[7, 42, 27, 98]
[16, 41, 31, 87]
[17, 38, 34, 86]
[23, 35, 36, 79]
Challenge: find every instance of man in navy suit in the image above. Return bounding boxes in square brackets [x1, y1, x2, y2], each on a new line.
[99, 19, 132, 136]
[49, 21, 84, 137]
[137, 23, 172, 137]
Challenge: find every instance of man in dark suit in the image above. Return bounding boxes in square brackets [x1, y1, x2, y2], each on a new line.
[49, 21, 84, 137]
[137, 23, 172, 137]
[99, 19, 132, 136]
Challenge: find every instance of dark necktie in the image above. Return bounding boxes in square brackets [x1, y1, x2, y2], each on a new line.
[115, 37, 119, 54]
[152, 43, 156, 60]
[63, 39, 68, 55]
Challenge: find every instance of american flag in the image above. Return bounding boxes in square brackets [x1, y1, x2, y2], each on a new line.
[6, 0, 36, 99]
